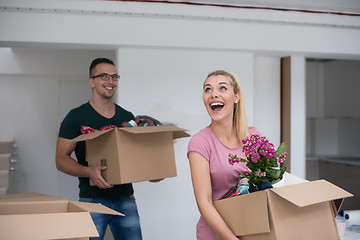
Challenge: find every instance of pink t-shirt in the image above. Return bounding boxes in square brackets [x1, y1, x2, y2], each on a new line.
[187, 127, 259, 240]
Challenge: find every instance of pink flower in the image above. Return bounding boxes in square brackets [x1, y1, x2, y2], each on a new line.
[252, 154, 260, 163]
[255, 170, 266, 177]
[244, 170, 251, 175]
[228, 134, 288, 186]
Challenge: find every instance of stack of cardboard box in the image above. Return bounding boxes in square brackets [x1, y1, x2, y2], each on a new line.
[0, 140, 13, 195]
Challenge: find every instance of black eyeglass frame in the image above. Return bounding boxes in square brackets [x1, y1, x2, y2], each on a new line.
[91, 73, 120, 81]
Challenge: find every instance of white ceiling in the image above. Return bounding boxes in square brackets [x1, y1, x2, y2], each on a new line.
[147, 0, 360, 15]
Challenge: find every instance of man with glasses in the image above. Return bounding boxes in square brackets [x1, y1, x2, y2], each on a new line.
[56, 58, 142, 240]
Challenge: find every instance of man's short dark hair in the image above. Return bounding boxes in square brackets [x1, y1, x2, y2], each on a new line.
[89, 58, 115, 77]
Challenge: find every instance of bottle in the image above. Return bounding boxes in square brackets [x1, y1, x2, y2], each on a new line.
[343, 210, 360, 226]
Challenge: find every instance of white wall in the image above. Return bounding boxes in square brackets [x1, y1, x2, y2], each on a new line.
[1, 1, 360, 239]
[0, 74, 58, 194]
[253, 57, 281, 146]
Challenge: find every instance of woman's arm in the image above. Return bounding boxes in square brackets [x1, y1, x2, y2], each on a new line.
[188, 152, 238, 240]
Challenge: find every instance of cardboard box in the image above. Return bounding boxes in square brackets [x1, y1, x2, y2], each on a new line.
[0, 188, 7, 195]
[0, 153, 11, 170]
[0, 170, 9, 188]
[0, 192, 124, 239]
[0, 141, 13, 154]
[70, 126, 190, 185]
[213, 179, 353, 240]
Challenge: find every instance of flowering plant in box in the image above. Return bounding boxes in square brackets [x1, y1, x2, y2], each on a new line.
[229, 134, 288, 188]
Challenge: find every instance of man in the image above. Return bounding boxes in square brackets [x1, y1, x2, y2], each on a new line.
[56, 58, 142, 240]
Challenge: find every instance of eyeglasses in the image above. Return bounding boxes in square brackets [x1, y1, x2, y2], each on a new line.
[91, 73, 120, 81]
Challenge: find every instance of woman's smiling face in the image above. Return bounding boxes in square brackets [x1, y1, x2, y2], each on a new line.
[203, 74, 240, 122]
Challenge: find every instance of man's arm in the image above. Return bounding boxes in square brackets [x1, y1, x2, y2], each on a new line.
[55, 137, 112, 189]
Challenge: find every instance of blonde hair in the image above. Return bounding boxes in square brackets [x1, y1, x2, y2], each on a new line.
[205, 70, 249, 142]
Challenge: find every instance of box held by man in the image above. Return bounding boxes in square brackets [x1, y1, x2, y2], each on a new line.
[70, 125, 190, 185]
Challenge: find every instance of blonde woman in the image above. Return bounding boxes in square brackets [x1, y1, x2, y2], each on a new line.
[187, 70, 260, 240]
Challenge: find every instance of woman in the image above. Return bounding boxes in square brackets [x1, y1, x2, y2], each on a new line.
[187, 70, 259, 240]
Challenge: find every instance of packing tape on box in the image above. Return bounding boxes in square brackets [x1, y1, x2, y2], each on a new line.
[344, 210, 360, 225]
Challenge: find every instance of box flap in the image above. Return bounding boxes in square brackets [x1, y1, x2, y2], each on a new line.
[173, 130, 191, 139]
[69, 126, 190, 143]
[0, 212, 98, 239]
[118, 125, 190, 139]
[214, 190, 270, 236]
[69, 201, 125, 216]
[68, 128, 114, 143]
[270, 179, 353, 207]
[0, 192, 66, 203]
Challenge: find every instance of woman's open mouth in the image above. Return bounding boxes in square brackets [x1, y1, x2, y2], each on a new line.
[210, 102, 224, 111]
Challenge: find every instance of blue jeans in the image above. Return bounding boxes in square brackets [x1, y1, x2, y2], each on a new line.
[80, 195, 142, 240]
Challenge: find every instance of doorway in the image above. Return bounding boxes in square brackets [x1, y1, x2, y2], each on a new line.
[305, 59, 360, 210]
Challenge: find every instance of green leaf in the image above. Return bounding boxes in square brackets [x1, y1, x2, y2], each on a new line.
[239, 157, 247, 163]
[280, 167, 286, 176]
[248, 175, 255, 185]
[246, 161, 257, 170]
[253, 176, 262, 185]
[267, 169, 281, 179]
[240, 172, 247, 178]
[275, 142, 288, 156]
[269, 158, 278, 167]
[270, 178, 281, 184]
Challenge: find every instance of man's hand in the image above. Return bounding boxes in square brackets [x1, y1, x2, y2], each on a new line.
[56, 137, 112, 189]
[87, 166, 113, 189]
